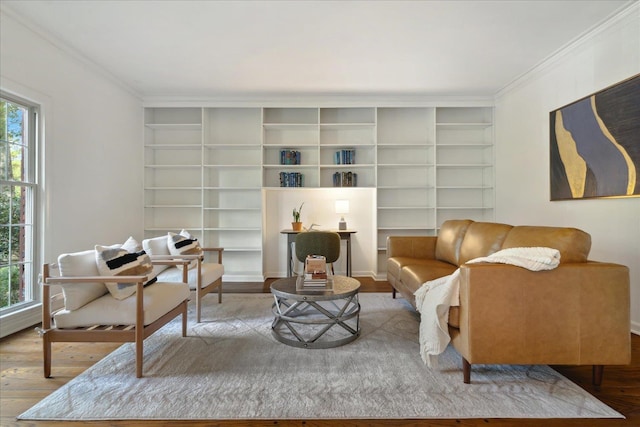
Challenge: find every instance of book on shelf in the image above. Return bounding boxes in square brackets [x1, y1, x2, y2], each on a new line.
[332, 171, 358, 187]
[279, 171, 304, 187]
[334, 149, 356, 165]
[280, 149, 301, 165]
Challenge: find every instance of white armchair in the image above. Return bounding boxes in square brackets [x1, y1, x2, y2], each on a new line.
[143, 232, 224, 323]
[39, 243, 190, 378]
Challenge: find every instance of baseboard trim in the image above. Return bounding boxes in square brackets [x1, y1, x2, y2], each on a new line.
[0, 304, 41, 339]
[631, 321, 639, 336]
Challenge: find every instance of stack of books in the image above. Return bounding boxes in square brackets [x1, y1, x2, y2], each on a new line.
[280, 149, 301, 165]
[303, 255, 328, 287]
[332, 171, 358, 187]
[279, 172, 304, 187]
[334, 149, 356, 165]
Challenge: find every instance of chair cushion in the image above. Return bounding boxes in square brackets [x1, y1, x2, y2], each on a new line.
[95, 245, 154, 300]
[53, 281, 190, 328]
[142, 235, 171, 277]
[55, 239, 144, 310]
[157, 263, 224, 290]
[57, 250, 108, 310]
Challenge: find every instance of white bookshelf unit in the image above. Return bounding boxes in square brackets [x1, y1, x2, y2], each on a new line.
[319, 108, 376, 188]
[143, 105, 494, 281]
[435, 107, 494, 225]
[375, 107, 437, 276]
[144, 107, 203, 240]
[203, 108, 263, 280]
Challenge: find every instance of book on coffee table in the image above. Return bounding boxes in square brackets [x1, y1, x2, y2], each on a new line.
[304, 255, 327, 286]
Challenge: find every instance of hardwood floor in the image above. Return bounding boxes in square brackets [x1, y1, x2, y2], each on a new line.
[1, 278, 638, 427]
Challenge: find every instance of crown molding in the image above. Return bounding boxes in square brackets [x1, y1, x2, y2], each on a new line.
[1, 4, 142, 101]
[141, 94, 495, 108]
[494, 1, 640, 100]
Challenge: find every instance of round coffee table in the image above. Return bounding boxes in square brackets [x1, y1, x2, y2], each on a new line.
[270, 276, 361, 349]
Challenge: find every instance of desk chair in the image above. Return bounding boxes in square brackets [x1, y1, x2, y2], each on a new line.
[294, 231, 341, 275]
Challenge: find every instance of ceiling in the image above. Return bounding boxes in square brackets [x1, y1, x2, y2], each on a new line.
[1, 0, 633, 99]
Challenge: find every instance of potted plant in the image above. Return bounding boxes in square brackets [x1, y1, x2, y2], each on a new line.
[292, 202, 304, 231]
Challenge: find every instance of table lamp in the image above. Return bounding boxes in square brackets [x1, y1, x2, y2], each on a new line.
[335, 200, 349, 230]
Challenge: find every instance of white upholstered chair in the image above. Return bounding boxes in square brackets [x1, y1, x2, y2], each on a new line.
[39, 242, 190, 378]
[143, 233, 224, 323]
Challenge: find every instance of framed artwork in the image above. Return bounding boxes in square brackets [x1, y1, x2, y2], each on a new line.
[549, 74, 640, 200]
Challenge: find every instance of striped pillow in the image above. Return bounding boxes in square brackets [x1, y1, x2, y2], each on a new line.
[95, 246, 154, 300]
[167, 231, 202, 270]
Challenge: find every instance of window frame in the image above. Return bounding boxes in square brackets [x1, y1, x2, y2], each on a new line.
[0, 91, 41, 320]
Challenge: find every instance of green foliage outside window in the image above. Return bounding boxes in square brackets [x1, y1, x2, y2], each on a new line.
[1, 99, 27, 309]
[0, 265, 22, 309]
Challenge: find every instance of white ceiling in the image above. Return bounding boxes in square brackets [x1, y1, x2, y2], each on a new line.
[1, 0, 633, 99]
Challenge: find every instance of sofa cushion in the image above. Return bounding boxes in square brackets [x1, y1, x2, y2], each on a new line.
[53, 281, 190, 329]
[435, 219, 473, 266]
[157, 262, 224, 290]
[399, 260, 459, 295]
[57, 250, 108, 311]
[459, 222, 513, 264]
[502, 226, 591, 263]
[387, 257, 437, 283]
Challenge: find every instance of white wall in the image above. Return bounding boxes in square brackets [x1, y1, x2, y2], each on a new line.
[494, 4, 640, 333]
[0, 8, 143, 336]
[1, 9, 144, 261]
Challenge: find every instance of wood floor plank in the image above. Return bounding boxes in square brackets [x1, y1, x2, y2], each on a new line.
[1, 279, 638, 426]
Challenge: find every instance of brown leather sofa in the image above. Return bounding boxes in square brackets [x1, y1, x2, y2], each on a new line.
[387, 219, 631, 384]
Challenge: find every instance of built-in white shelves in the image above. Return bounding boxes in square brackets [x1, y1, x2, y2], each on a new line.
[262, 107, 376, 188]
[144, 105, 493, 281]
[144, 108, 264, 281]
[434, 107, 494, 226]
[375, 107, 436, 254]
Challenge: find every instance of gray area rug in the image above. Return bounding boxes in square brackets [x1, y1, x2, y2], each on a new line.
[19, 293, 622, 420]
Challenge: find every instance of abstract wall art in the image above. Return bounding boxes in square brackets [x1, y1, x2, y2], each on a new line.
[550, 74, 640, 200]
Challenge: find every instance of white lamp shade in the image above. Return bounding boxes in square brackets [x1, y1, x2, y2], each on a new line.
[335, 200, 350, 214]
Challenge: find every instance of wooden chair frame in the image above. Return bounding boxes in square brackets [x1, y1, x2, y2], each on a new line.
[150, 247, 223, 323]
[39, 264, 188, 378]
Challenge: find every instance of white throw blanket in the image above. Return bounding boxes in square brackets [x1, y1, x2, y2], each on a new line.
[414, 246, 561, 367]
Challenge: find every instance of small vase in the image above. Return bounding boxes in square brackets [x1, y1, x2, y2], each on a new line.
[292, 222, 303, 231]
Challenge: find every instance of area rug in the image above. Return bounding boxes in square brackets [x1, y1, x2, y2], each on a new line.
[19, 293, 622, 421]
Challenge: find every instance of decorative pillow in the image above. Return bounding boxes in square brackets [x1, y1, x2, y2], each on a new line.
[58, 250, 108, 310]
[95, 245, 154, 300]
[167, 230, 202, 270]
[121, 236, 142, 252]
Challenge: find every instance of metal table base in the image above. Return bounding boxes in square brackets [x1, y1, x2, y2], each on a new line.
[270, 276, 361, 349]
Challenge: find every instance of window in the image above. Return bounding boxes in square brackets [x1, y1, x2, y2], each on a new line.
[1, 94, 38, 314]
